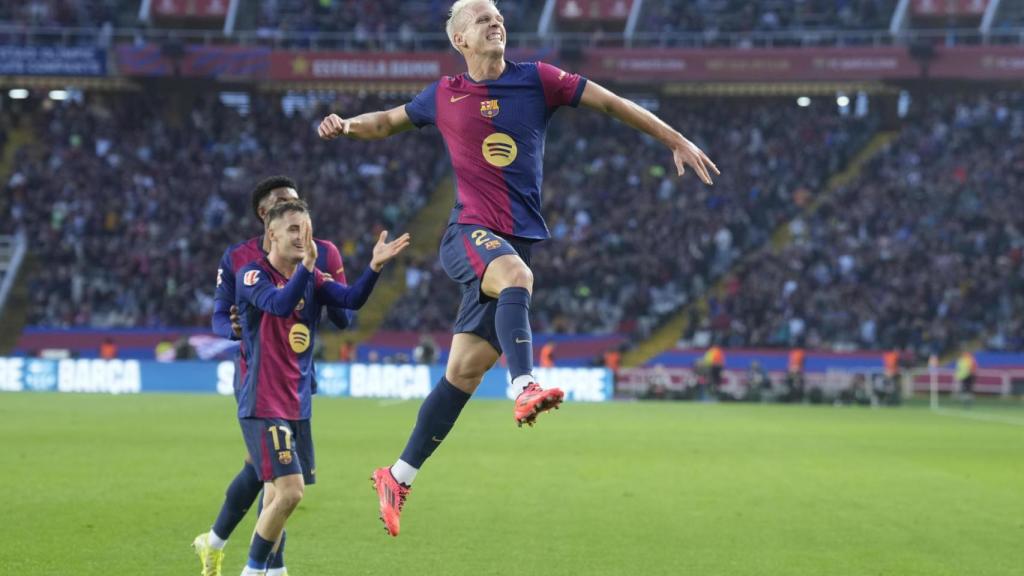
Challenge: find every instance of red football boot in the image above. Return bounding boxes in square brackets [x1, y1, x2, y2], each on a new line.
[514, 382, 565, 427]
[371, 467, 410, 537]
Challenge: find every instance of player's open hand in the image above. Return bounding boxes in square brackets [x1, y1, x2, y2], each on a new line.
[302, 218, 318, 271]
[229, 305, 242, 339]
[672, 136, 720, 185]
[318, 114, 361, 140]
[369, 230, 411, 272]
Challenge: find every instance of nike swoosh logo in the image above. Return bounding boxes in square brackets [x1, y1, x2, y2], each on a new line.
[431, 436, 444, 442]
[516, 338, 531, 344]
[450, 94, 470, 103]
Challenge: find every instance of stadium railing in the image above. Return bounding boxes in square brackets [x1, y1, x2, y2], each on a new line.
[2, 24, 1023, 51]
[0, 231, 26, 317]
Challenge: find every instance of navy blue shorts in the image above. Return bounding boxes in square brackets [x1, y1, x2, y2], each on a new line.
[439, 224, 534, 353]
[240, 418, 316, 485]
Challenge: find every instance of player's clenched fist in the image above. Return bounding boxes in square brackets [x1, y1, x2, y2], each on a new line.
[318, 114, 358, 140]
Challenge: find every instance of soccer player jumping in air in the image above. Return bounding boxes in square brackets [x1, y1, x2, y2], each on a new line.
[318, 0, 718, 537]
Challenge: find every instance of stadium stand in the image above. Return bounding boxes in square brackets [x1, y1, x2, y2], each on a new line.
[3, 92, 446, 327]
[693, 91, 1024, 355]
[5, 87, 1023, 360]
[638, 0, 897, 37]
[2, 1, 1023, 364]
[0, 0, 129, 28]
[247, 0, 545, 41]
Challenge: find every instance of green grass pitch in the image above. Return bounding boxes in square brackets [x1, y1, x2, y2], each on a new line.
[2, 393, 1022, 575]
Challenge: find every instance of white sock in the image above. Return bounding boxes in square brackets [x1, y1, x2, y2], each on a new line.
[240, 568, 266, 576]
[267, 569, 287, 576]
[208, 530, 227, 550]
[391, 459, 418, 486]
[512, 374, 536, 391]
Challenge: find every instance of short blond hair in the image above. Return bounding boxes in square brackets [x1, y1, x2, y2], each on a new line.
[446, 0, 498, 53]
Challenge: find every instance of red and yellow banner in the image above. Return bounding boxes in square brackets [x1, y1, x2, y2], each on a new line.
[112, 43, 1024, 83]
[269, 52, 461, 82]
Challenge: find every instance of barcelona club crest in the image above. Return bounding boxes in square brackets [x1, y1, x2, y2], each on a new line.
[480, 99, 500, 118]
[278, 451, 293, 465]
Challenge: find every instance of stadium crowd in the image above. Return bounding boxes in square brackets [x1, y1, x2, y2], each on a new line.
[693, 92, 1024, 355]
[251, 0, 540, 45]
[385, 98, 876, 336]
[639, 0, 897, 38]
[3, 92, 446, 327]
[5, 88, 1023, 358]
[0, 0, 126, 28]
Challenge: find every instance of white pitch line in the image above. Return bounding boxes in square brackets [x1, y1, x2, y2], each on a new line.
[931, 407, 1024, 427]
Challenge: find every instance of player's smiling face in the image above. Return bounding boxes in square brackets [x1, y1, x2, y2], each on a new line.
[269, 211, 308, 263]
[459, 2, 505, 58]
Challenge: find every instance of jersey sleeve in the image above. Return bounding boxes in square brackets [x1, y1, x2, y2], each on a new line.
[212, 247, 237, 339]
[237, 264, 312, 317]
[536, 62, 587, 109]
[315, 240, 353, 330]
[405, 80, 440, 128]
[319, 240, 348, 285]
[315, 267, 380, 310]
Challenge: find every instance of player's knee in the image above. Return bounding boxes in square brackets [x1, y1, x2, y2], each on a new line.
[447, 366, 484, 391]
[504, 265, 533, 292]
[275, 485, 304, 512]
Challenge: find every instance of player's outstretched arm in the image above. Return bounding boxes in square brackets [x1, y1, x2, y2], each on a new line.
[317, 231, 411, 310]
[579, 80, 720, 185]
[318, 105, 414, 141]
[369, 230, 411, 273]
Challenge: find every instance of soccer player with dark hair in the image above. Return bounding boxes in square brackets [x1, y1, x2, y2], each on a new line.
[318, 0, 718, 537]
[192, 176, 353, 576]
[234, 200, 409, 575]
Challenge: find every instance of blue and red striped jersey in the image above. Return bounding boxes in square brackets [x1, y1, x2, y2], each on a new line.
[214, 235, 349, 340]
[235, 259, 380, 420]
[405, 61, 587, 240]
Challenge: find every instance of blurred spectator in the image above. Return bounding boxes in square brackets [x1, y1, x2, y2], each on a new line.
[704, 344, 725, 395]
[742, 360, 771, 402]
[603, 347, 621, 371]
[154, 338, 175, 362]
[413, 334, 438, 365]
[882, 349, 901, 399]
[338, 340, 356, 362]
[539, 341, 556, 367]
[99, 336, 117, 359]
[956, 350, 976, 398]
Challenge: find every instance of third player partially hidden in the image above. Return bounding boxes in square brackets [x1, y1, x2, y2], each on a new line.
[318, 0, 718, 537]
